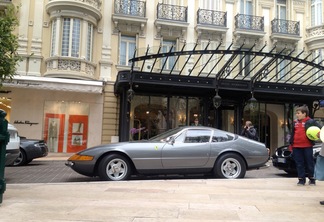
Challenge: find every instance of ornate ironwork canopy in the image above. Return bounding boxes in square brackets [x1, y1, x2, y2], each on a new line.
[115, 41, 324, 104]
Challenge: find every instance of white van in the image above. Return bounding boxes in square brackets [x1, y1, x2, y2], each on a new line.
[5, 124, 20, 166]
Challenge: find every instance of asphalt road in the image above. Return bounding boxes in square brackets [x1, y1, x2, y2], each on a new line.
[4, 159, 295, 184]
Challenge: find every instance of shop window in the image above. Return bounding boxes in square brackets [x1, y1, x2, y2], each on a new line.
[43, 101, 89, 153]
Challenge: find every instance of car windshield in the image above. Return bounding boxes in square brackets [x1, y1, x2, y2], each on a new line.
[148, 127, 184, 142]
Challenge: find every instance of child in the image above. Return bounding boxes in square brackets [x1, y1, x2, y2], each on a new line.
[289, 105, 322, 186]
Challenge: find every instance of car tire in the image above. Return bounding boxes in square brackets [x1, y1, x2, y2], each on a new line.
[98, 154, 132, 181]
[214, 153, 246, 179]
[13, 149, 27, 166]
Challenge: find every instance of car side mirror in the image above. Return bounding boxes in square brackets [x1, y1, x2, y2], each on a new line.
[165, 136, 175, 145]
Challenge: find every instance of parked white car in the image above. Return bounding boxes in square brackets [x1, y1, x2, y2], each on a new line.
[5, 124, 20, 166]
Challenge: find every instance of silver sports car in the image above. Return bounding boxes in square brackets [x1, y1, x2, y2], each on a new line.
[66, 126, 269, 181]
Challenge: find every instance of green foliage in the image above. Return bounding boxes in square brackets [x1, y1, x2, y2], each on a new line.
[0, 5, 21, 85]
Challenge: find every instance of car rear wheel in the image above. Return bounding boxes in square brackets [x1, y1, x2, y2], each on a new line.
[98, 154, 132, 181]
[214, 153, 246, 179]
[13, 149, 27, 166]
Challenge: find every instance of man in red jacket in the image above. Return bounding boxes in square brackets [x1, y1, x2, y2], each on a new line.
[289, 105, 322, 186]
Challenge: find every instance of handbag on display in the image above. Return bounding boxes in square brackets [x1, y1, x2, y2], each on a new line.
[315, 153, 324, 181]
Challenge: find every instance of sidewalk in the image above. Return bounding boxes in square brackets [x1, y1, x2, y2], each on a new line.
[1, 178, 324, 221]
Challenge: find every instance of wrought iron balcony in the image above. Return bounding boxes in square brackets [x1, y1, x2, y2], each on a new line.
[157, 3, 187, 22]
[235, 14, 264, 31]
[114, 0, 146, 17]
[197, 9, 226, 27]
[271, 19, 300, 35]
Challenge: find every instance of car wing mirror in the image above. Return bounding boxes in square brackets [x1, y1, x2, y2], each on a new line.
[165, 136, 175, 145]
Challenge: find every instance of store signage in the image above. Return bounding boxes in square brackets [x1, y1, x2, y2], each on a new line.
[13, 120, 39, 126]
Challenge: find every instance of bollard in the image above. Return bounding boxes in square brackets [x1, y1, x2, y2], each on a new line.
[0, 109, 9, 204]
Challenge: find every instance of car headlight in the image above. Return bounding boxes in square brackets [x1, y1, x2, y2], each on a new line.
[68, 154, 94, 161]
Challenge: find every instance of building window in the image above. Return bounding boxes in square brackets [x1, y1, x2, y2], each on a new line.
[50, 20, 57, 57]
[86, 23, 93, 61]
[239, 52, 251, 77]
[201, 40, 217, 75]
[312, 49, 323, 82]
[62, 18, 81, 57]
[161, 40, 176, 70]
[200, 0, 219, 10]
[311, 0, 322, 26]
[276, 58, 286, 80]
[50, 18, 94, 61]
[119, 35, 136, 66]
[240, 0, 253, 15]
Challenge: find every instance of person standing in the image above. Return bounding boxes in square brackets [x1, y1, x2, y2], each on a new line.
[289, 105, 322, 186]
[241, 121, 258, 141]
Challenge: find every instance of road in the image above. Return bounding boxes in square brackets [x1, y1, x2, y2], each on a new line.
[4, 159, 295, 184]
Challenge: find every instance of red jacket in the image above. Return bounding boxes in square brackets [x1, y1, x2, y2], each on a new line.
[291, 117, 313, 148]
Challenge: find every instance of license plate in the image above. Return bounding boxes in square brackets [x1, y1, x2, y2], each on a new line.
[277, 158, 286, 163]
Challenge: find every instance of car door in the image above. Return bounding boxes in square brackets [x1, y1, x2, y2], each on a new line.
[162, 129, 212, 168]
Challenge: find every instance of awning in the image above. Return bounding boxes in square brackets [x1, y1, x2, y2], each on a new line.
[3, 76, 104, 94]
[115, 41, 324, 103]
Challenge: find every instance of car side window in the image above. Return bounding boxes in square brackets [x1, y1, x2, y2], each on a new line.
[184, 129, 211, 143]
[212, 130, 234, 143]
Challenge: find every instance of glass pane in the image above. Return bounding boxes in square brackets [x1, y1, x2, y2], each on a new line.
[50, 20, 57, 57]
[71, 19, 81, 57]
[86, 23, 93, 61]
[61, 18, 71, 56]
[120, 41, 127, 65]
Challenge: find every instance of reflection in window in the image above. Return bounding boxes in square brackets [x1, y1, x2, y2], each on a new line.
[212, 130, 234, 142]
[184, 129, 211, 143]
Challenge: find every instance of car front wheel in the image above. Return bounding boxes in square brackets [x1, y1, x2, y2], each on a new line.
[214, 153, 246, 179]
[98, 154, 132, 181]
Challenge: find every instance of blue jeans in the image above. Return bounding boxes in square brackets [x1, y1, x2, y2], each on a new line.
[292, 147, 314, 179]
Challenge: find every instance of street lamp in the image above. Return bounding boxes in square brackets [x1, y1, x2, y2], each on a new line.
[248, 91, 258, 112]
[213, 90, 222, 109]
[127, 88, 134, 103]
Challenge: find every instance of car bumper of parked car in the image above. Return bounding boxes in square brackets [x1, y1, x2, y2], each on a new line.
[272, 156, 296, 172]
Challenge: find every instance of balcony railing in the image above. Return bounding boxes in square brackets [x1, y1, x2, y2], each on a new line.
[157, 3, 187, 22]
[271, 19, 300, 35]
[45, 57, 96, 79]
[235, 14, 264, 31]
[197, 9, 227, 27]
[114, 0, 146, 17]
[306, 25, 324, 38]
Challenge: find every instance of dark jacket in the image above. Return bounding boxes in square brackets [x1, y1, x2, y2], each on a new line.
[241, 126, 258, 141]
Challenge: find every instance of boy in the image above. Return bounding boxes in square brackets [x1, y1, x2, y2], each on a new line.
[289, 105, 322, 186]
